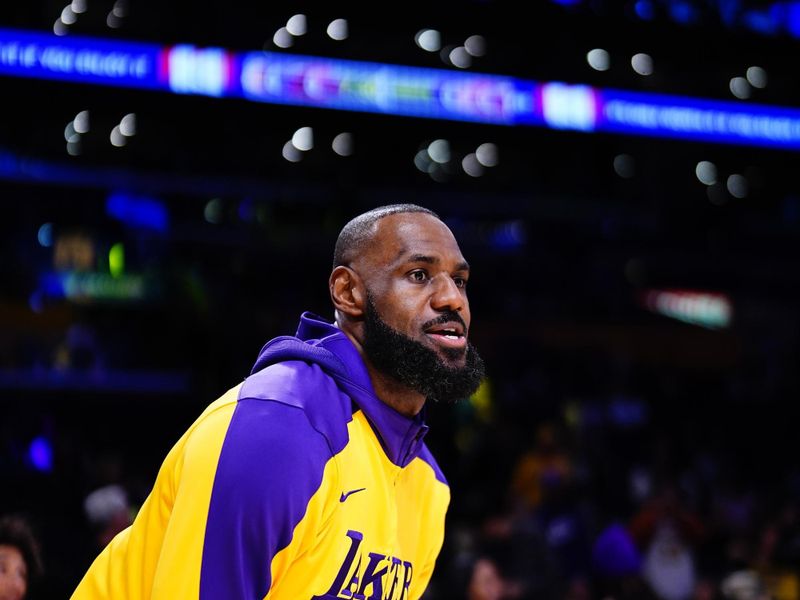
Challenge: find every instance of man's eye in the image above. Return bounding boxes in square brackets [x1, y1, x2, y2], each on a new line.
[410, 270, 428, 282]
[454, 277, 467, 289]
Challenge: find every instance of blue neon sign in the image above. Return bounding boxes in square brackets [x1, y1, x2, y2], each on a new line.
[599, 89, 800, 149]
[0, 28, 165, 89]
[2, 27, 800, 150]
[239, 51, 537, 124]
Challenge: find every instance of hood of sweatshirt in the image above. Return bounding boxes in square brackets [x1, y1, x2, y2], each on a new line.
[248, 311, 429, 468]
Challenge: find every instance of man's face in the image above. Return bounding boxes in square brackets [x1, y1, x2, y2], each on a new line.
[356, 213, 485, 402]
[358, 213, 473, 366]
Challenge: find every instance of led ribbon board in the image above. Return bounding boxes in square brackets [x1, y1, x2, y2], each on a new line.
[2, 27, 800, 149]
[0, 27, 166, 89]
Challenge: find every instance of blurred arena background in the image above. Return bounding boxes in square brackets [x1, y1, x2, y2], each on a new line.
[1, 1, 799, 598]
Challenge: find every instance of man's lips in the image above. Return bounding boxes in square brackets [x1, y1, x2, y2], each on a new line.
[424, 322, 467, 349]
[426, 331, 467, 349]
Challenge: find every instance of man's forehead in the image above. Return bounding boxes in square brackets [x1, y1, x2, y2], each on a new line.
[371, 213, 464, 264]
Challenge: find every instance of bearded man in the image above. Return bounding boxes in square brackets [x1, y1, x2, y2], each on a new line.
[72, 204, 485, 600]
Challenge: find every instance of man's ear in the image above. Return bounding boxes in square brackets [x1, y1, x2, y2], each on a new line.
[330, 266, 365, 318]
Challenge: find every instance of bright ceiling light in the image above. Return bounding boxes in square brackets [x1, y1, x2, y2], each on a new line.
[415, 29, 441, 52]
[286, 14, 307, 36]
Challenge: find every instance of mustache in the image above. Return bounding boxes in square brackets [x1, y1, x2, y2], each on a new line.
[421, 311, 467, 334]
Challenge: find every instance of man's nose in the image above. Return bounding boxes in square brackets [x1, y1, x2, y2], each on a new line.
[430, 274, 465, 313]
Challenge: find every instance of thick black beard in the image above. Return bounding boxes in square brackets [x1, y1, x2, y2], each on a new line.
[361, 295, 486, 404]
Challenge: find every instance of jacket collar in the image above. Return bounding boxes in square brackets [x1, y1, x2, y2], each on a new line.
[297, 312, 429, 468]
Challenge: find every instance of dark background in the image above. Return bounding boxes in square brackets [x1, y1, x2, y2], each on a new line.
[1, 2, 799, 598]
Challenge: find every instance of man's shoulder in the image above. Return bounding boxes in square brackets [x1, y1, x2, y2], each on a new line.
[241, 359, 343, 406]
[237, 359, 353, 451]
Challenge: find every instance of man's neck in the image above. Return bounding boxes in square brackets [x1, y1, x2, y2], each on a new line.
[339, 326, 426, 418]
[363, 363, 426, 418]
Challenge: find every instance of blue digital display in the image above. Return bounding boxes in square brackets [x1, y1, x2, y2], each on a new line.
[238, 51, 535, 124]
[0, 28, 165, 89]
[599, 89, 800, 150]
[2, 27, 800, 150]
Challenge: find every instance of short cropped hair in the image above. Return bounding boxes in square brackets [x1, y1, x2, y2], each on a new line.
[0, 514, 44, 582]
[333, 204, 439, 269]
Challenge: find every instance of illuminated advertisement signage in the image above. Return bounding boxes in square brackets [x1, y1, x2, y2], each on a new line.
[239, 51, 534, 124]
[600, 89, 800, 149]
[0, 28, 165, 89]
[2, 27, 800, 149]
[641, 289, 733, 329]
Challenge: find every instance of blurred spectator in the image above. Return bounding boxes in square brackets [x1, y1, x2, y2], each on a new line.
[466, 556, 506, 600]
[0, 514, 43, 600]
[480, 420, 591, 598]
[592, 523, 642, 579]
[82, 484, 133, 550]
[754, 497, 800, 600]
[591, 522, 657, 600]
[719, 570, 769, 600]
[509, 422, 573, 514]
[629, 482, 707, 600]
[640, 521, 696, 600]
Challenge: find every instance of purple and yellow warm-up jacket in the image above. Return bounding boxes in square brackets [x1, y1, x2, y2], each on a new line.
[72, 312, 450, 600]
